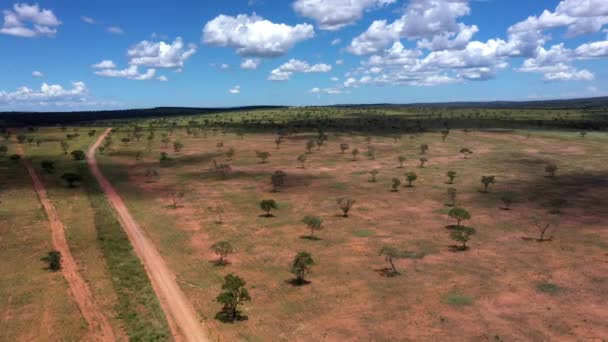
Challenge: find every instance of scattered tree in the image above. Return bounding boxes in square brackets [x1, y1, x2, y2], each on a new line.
[226, 147, 235, 160]
[337, 198, 356, 217]
[0, 145, 7, 157]
[405, 172, 417, 187]
[369, 170, 379, 182]
[339, 143, 349, 154]
[305, 140, 315, 153]
[168, 189, 184, 209]
[60, 141, 69, 154]
[545, 164, 558, 178]
[208, 204, 225, 224]
[215, 274, 251, 322]
[548, 198, 567, 214]
[16, 134, 27, 144]
[480, 175, 496, 193]
[40, 160, 55, 174]
[379, 246, 417, 276]
[351, 148, 360, 161]
[270, 170, 287, 192]
[173, 141, 184, 153]
[70, 150, 86, 161]
[446, 170, 457, 184]
[256, 151, 270, 163]
[297, 154, 307, 168]
[211, 241, 234, 266]
[274, 136, 283, 149]
[460, 148, 473, 159]
[61, 172, 82, 187]
[500, 193, 515, 210]
[419, 157, 428, 167]
[448, 207, 471, 226]
[419, 144, 429, 154]
[301, 215, 323, 239]
[391, 178, 401, 192]
[533, 217, 558, 242]
[450, 226, 476, 250]
[291, 252, 314, 285]
[441, 129, 450, 142]
[397, 155, 406, 168]
[42, 250, 62, 271]
[260, 199, 278, 217]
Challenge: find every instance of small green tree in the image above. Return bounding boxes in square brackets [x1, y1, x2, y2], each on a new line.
[260, 199, 278, 217]
[208, 204, 225, 224]
[378, 246, 408, 276]
[369, 170, 379, 182]
[339, 143, 349, 154]
[480, 175, 496, 193]
[211, 241, 234, 266]
[291, 252, 314, 285]
[337, 198, 356, 217]
[500, 193, 515, 210]
[450, 226, 476, 250]
[419, 157, 428, 167]
[274, 136, 283, 149]
[297, 154, 307, 168]
[302, 215, 323, 239]
[40, 160, 55, 174]
[459, 148, 473, 159]
[545, 164, 558, 178]
[42, 250, 62, 271]
[159, 152, 170, 162]
[216, 274, 251, 322]
[391, 178, 401, 192]
[70, 150, 86, 161]
[61, 172, 82, 187]
[446, 171, 457, 184]
[405, 172, 417, 187]
[173, 141, 184, 152]
[270, 170, 287, 192]
[306, 140, 315, 153]
[351, 148, 359, 161]
[419, 144, 429, 154]
[397, 156, 406, 168]
[447, 188, 457, 207]
[448, 207, 471, 226]
[256, 151, 270, 163]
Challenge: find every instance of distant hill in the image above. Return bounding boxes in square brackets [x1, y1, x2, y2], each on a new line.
[1, 96, 607, 126]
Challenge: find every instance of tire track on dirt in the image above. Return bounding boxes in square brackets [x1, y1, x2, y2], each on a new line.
[15, 143, 115, 342]
[88, 129, 209, 342]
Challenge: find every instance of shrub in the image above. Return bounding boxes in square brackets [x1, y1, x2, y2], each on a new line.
[215, 274, 251, 322]
[448, 207, 470, 226]
[256, 151, 270, 163]
[270, 170, 287, 192]
[391, 178, 401, 192]
[260, 199, 278, 217]
[450, 226, 476, 250]
[42, 250, 62, 271]
[405, 172, 417, 187]
[301, 215, 323, 239]
[397, 156, 406, 168]
[337, 198, 356, 217]
[211, 241, 234, 266]
[291, 252, 314, 285]
[71, 150, 86, 161]
[446, 171, 457, 184]
[339, 143, 349, 154]
[545, 164, 558, 178]
[480, 175, 496, 193]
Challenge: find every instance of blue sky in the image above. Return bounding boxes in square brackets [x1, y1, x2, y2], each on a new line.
[1, 0, 607, 111]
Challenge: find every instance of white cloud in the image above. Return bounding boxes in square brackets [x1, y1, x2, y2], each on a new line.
[241, 58, 261, 69]
[516, 44, 595, 81]
[32, 70, 44, 77]
[92, 60, 117, 69]
[127, 37, 197, 68]
[94, 65, 157, 81]
[293, 0, 395, 31]
[81, 16, 95, 24]
[107, 26, 124, 34]
[347, 0, 471, 55]
[310, 87, 342, 94]
[202, 13, 314, 57]
[575, 40, 608, 58]
[0, 81, 88, 105]
[330, 77, 339, 81]
[229, 85, 241, 94]
[1, 3, 61, 38]
[157, 75, 168, 82]
[335, 59, 344, 65]
[220, 63, 229, 70]
[417, 23, 478, 51]
[331, 38, 341, 45]
[543, 69, 594, 81]
[268, 59, 332, 81]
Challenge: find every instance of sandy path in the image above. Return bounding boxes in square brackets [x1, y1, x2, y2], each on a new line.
[87, 129, 209, 342]
[15, 144, 115, 342]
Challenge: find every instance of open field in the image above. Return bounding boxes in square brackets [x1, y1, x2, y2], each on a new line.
[92, 107, 608, 341]
[1, 104, 608, 341]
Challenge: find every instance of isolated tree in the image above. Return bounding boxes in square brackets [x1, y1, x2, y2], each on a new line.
[71, 150, 86, 161]
[405, 172, 418, 187]
[450, 226, 476, 250]
[0, 145, 7, 157]
[297, 154, 307, 168]
[391, 178, 401, 192]
[580, 131, 587, 138]
[216, 274, 251, 322]
[291, 252, 314, 285]
[533, 218, 558, 242]
[260, 199, 278, 217]
[448, 207, 471, 226]
[61, 172, 82, 187]
[419, 144, 429, 154]
[366, 145, 376, 160]
[337, 198, 356, 217]
[447, 188, 457, 207]
[460, 148, 473, 159]
[369, 169, 379, 182]
[500, 193, 515, 210]
[274, 136, 283, 149]
[225, 147, 235, 160]
[208, 204, 225, 224]
[168, 189, 184, 209]
[211, 241, 234, 266]
[419, 157, 428, 167]
[480, 175, 496, 193]
[351, 148, 360, 161]
[446, 170, 457, 184]
[545, 164, 558, 178]
[270, 170, 287, 192]
[40, 160, 55, 174]
[159, 152, 170, 162]
[397, 156, 406, 168]
[378, 246, 414, 276]
[305, 140, 315, 153]
[42, 250, 62, 271]
[121, 137, 131, 145]
[302, 215, 323, 239]
[88, 130, 97, 137]
[339, 143, 349, 154]
[256, 151, 270, 163]
[60, 141, 69, 154]
[173, 141, 184, 153]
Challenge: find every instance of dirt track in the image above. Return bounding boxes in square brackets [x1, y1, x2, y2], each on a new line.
[16, 144, 115, 342]
[88, 129, 209, 342]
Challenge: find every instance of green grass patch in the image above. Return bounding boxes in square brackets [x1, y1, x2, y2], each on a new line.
[329, 182, 348, 190]
[536, 282, 562, 295]
[353, 229, 374, 237]
[83, 171, 170, 340]
[443, 293, 474, 306]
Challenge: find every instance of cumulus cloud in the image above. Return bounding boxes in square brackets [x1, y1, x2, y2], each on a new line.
[229, 85, 241, 94]
[127, 37, 197, 68]
[94, 65, 157, 81]
[347, 0, 472, 55]
[0, 3, 61, 38]
[241, 58, 261, 69]
[268, 59, 332, 81]
[331, 38, 341, 45]
[32, 70, 44, 77]
[293, 0, 395, 31]
[92, 60, 117, 69]
[157, 75, 168, 82]
[81, 16, 95, 24]
[107, 26, 124, 34]
[202, 13, 314, 57]
[0, 81, 88, 105]
[575, 40, 608, 58]
[310, 87, 342, 94]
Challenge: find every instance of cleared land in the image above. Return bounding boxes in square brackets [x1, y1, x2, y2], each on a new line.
[94, 109, 608, 341]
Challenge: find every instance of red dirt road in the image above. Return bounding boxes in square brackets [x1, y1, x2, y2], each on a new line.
[88, 129, 209, 342]
[16, 144, 115, 342]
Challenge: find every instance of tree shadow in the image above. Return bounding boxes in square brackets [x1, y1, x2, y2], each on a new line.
[521, 236, 553, 242]
[299, 235, 322, 241]
[285, 278, 311, 286]
[258, 214, 275, 218]
[374, 267, 399, 277]
[214, 309, 248, 323]
[448, 245, 469, 252]
[208, 259, 232, 267]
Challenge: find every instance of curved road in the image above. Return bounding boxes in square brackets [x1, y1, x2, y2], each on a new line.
[87, 129, 209, 342]
[16, 143, 115, 342]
